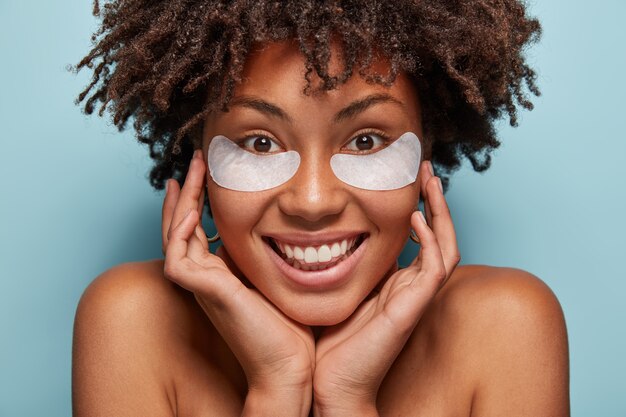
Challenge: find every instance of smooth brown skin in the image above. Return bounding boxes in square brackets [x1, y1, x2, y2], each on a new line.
[73, 43, 569, 416]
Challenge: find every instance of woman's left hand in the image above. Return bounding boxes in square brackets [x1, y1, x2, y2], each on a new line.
[312, 162, 460, 416]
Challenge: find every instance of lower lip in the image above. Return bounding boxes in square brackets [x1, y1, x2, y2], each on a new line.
[263, 237, 369, 290]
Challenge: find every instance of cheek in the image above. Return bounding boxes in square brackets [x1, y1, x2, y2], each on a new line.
[208, 184, 269, 240]
[359, 186, 419, 232]
[347, 187, 418, 301]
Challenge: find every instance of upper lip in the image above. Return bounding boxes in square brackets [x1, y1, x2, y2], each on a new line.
[263, 231, 367, 246]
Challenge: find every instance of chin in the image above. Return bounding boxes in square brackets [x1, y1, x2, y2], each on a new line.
[278, 294, 360, 326]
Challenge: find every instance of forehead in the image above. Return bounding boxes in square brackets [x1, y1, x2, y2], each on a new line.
[232, 40, 420, 115]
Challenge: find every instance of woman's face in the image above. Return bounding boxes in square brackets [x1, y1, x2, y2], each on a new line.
[202, 41, 423, 326]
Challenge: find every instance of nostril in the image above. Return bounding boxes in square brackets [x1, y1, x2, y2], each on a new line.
[277, 181, 349, 223]
[273, 155, 351, 221]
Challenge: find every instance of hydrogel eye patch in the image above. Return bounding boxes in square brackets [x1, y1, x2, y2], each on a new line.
[207, 135, 301, 192]
[330, 132, 421, 191]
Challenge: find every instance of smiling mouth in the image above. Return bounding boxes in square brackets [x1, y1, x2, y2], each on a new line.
[265, 234, 367, 271]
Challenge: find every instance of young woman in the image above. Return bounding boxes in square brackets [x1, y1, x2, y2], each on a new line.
[72, 1, 569, 416]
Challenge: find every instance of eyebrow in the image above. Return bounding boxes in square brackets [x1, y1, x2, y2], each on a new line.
[229, 96, 293, 123]
[333, 93, 404, 123]
[228, 93, 404, 124]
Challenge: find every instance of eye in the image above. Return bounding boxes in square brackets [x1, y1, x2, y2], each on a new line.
[343, 133, 388, 153]
[240, 135, 283, 154]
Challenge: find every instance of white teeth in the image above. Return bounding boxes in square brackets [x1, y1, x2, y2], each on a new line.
[290, 256, 345, 271]
[304, 247, 318, 263]
[318, 245, 332, 262]
[272, 235, 362, 266]
[285, 244, 293, 258]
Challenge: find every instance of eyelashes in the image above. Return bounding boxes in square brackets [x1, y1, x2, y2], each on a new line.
[240, 135, 284, 154]
[342, 131, 390, 153]
[236, 130, 392, 155]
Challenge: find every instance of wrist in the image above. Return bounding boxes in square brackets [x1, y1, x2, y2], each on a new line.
[313, 380, 379, 415]
[313, 400, 378, 417]
[243, 385, 311, 417]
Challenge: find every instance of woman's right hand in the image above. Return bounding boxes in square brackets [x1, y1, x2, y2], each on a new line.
[162, 150, 314, 416]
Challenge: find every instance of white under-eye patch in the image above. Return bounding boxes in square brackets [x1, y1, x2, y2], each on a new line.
[330, 132, 421, 191]
[207, 135, 300, 192]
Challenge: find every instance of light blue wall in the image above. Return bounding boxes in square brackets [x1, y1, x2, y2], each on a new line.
[1, 1, 624, 416]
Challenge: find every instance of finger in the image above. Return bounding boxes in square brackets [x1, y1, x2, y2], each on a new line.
[191, 155, 208, 254]
[419, 161, 434, 225]
[191, 182, 208, 253]
[197, 182, 206, 223]
[408, 210, 446, 291]
[162, 209, 225, 293]
[170, 150, 206, 237]
[163, 209, 199, 285]
[162, 179, 181, 253]
[423, 176, 460, 278]
[164, 212, 236, 300]
[187, 223, 209, 260]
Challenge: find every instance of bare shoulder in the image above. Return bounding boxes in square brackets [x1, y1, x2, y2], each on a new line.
[439, 264, 567, 324]
[381, 265, 569, 416]
[73, 260, 185, 416]
[74, 260, 200, 349]
[436, 265, 570, 416]
[73, 260, 244, 417]
[75, 259, 192, 322]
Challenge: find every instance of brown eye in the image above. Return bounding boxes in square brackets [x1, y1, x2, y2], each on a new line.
[254, 137, 271, 152]
[355, 135, 374, 150]
[241, 135, 282, 153]
[344, 133, 387, 153]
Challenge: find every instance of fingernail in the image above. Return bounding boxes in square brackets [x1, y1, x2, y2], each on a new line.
[427, 161, 434, 176]
[165, 179, 170, 193]
[436, 177, 443, 193]
[417, 210, 427, 224]
[193, 149, 202, 159]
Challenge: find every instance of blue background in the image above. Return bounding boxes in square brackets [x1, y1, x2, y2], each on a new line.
[1, 1, 624, 416]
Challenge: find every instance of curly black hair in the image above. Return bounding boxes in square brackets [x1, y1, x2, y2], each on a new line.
[75, 0, 540, 197]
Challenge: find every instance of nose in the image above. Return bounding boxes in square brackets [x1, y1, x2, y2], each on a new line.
[277, 152, 349, 223]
